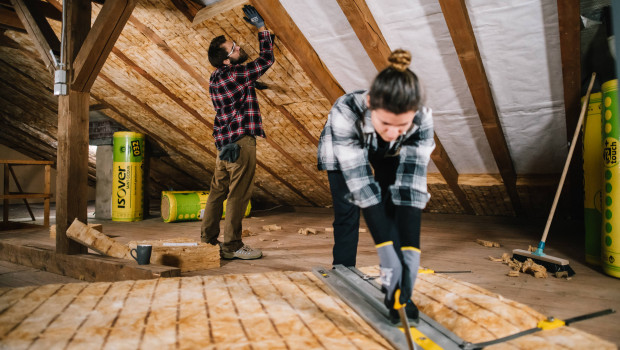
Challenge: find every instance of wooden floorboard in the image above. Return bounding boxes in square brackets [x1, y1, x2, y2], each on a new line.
[0, 204, 618, 346]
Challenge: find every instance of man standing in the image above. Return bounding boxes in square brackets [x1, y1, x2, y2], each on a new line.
[202, 5, 274, 260]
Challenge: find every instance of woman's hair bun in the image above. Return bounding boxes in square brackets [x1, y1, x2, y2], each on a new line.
[388, 49, 411, 72]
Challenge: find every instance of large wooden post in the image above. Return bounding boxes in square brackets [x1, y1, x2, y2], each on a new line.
[56, 0, 91, 254]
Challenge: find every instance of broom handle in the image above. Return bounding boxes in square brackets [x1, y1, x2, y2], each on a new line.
[540, 72, 596, 243]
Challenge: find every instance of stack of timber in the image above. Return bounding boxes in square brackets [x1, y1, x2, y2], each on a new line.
[127, 237, 219, 271]
[0, 269, 614, 349]
[359, 266, 616, 349]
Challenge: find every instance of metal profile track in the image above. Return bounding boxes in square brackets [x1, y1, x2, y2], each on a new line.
[313, 265, 466, 350]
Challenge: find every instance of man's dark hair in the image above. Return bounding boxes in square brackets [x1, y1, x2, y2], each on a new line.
[208, 35, 228, 68]
[368, 49, 423, 114]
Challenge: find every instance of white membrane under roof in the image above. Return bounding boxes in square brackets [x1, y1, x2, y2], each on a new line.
[280, 0, 568, 174]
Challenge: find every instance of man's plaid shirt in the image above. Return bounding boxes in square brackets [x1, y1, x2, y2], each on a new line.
[210, 31, 274, 150]
[317, 90, 435, 209]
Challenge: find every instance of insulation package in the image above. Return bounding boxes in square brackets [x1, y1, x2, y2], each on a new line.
[161, 191, 251, 223]
[602, 80, 620, 277]
[112, 132, 145, 222]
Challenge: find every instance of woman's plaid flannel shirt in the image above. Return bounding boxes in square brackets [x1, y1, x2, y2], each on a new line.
[209, 31, 274, 150]
[317, 90, 435, 209]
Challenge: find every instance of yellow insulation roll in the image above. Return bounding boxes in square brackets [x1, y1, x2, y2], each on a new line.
[161, 191, 251, 223]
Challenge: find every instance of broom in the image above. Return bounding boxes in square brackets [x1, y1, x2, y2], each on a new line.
[512, 72, 597, 276]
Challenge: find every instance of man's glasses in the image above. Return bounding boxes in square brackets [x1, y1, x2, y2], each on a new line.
[227, 42, 237, 58]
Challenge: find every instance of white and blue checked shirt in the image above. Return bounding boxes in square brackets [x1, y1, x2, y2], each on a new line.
[317, 90, 435, 209]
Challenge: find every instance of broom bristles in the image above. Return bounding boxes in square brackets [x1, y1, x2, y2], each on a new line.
[512, 249, 575, 276]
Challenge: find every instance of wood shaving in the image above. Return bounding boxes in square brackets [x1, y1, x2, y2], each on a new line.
[528, 245, 537, 252]
[476, 239, 501, 248]
[262, 224, 282, 231]
[271, 239, 278, 242]
[298, 228, 318, 235]
[489, 253, 548, 278]
[242, 229, 256, 237]
[359, 228, 367, 233]
[507, 270, 520, 277]
[325, 227, 334, 233]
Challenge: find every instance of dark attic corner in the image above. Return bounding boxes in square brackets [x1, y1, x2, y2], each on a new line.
[0, 0, 619, 348]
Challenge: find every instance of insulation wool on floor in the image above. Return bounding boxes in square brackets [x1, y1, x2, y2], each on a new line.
[359, 266, 616, 350]
[0, 269, 615, 350]
[0, 272, 391, 349]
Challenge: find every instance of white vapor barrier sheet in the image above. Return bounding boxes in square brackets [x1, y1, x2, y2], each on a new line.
[280, 0, 568, 174]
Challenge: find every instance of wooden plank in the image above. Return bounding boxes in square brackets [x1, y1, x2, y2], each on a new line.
[10, 0, 60, 74]
[0, 240, 180, 282]
[0, 193, 50, 199]
[65, 219, 131, 259]
[335, 0, 391, 71]
[72, 0, 136, 92]
[251, 0, 345, 105]
[192, 0, 246, 25]
[0, 159, 53, 165]
[437, 0, 522, 215]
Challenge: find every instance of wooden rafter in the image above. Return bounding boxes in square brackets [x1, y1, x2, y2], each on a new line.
[431, 136, 475, 214]
[556, 0, 582, 216]
[557, 0, 580, 135]
[437, 0, 522, 215]
[169, 0, 203, 23]
[72, 0, 136, 92]
[192, 0, 245, 26]
[251, 0, 345, 105]
[10, 0, 60, 74]
[0, 6, 26, 32]
[336, 0, 474, 214]
[335, 0, 391, 71]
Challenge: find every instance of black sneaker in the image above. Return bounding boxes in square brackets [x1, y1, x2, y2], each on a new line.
[389, 300, 420, 327]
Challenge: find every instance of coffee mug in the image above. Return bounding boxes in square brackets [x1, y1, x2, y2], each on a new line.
[130, 244, 152, 265]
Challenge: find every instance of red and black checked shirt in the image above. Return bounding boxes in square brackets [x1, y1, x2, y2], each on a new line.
[209, 31, 274, 150]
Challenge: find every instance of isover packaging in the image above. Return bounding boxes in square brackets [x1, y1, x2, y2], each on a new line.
[112, 132, 145, 222]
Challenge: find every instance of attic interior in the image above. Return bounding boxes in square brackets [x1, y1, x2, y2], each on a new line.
[1, 0, 620, 348]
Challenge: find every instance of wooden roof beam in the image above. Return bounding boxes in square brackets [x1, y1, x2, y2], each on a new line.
[337, 0, 474, 214]
[431, 136, 475, 214]
[72, 0, 136, 92]
[192, 0, 245, 25]
[438, 0, 522, 215]
[10, 0, 60, 74]
[170, 0, 203, 23]
[0, 6, 26, 32]
[250, 0, 345, 105]
[335, 0, 391, 71]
